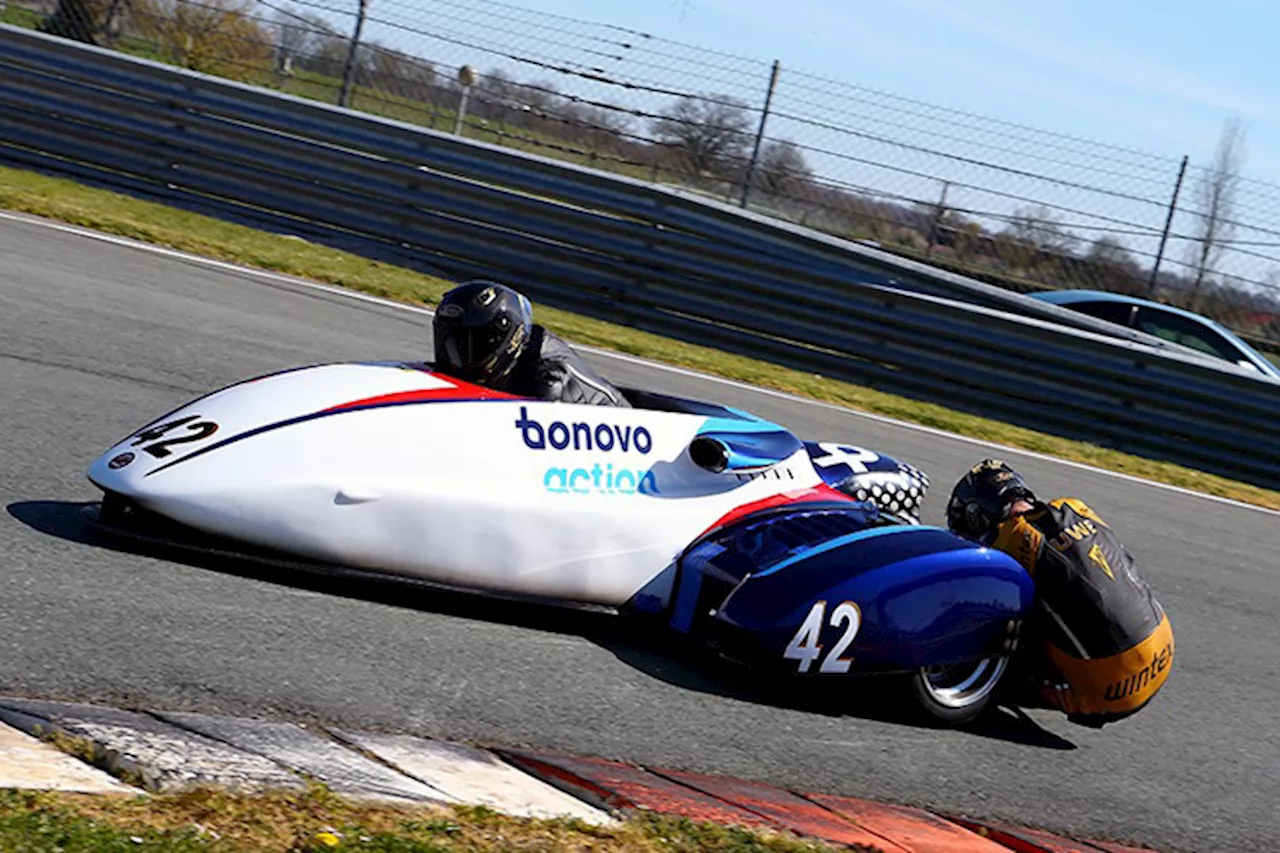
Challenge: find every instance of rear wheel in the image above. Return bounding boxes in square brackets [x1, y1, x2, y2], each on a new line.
[908, 655, 1009, 726]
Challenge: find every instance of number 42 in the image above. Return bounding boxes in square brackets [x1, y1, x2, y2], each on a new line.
[783, 600, 862, 674]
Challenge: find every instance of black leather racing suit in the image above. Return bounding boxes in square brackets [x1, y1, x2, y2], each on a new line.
[505, 325, 630, 407]
[990, 498, 1172, 724]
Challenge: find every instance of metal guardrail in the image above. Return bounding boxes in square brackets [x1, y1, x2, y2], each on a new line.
[1, 24, 1277, 486]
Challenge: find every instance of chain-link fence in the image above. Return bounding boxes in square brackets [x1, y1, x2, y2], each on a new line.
[8, 0, 1280, 357]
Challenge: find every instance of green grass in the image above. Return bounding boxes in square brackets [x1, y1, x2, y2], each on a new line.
[2, 162, 1277, 511]
[0, 788, 853, 853]
[0, 3, 43, 27]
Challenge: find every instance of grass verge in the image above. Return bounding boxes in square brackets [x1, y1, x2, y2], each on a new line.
[2, 163, 1276, 511]
[0, 788, 852, 853]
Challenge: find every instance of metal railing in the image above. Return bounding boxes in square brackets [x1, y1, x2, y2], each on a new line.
[1, 24, 1277, 486]
[6, 0, 1279, 358]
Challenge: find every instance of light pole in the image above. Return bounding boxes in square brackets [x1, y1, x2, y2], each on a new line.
[453, 65, 477, 136]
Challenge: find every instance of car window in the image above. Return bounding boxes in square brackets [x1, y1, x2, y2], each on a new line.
[1133, 307, 1240, 362]
[1061, 300, 1137, 326]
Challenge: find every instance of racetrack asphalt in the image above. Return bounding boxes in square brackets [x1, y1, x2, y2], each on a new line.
[1, 213, 1276, 853]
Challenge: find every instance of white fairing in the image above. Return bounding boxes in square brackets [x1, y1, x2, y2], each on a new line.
[89, 363, 827, 606]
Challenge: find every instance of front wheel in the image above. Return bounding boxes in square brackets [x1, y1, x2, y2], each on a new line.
[99, 491, 135, 526]
[907, 655, 1009, 726]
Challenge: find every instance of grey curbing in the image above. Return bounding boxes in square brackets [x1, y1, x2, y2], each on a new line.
[0, 699, 304, 792]
[0, 721, 141, 794]
[155, 712, 453, 804]
[0, 697, 1174, 851]
[329, 729, 613, 823]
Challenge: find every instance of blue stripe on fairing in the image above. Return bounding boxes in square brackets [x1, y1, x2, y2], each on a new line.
[724, 405, 771, 423]
[750, 526, 952, 578]
[698, 415, 793, 435]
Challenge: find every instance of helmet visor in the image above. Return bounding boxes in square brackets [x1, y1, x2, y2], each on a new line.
[436, 316, 513, 378]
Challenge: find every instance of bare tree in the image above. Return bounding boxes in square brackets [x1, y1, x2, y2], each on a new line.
[1187, 119, 1246, 310]
[652, 94, 750, 181]
[365, 45, 435, 98]
[477, 69, 524, 110]
[949, 220, 986, 261]
[40, 0, 106, 43]
[1084, 235, 1143, 294]
[273, 8, 337, 61]
[267, 9, 351, 78]
[1005, 205, 1079, 256]
[753, 139, 812, 198]
[557, 103, 633, 151]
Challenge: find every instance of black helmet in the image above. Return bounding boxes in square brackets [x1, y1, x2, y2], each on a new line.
[433, 281, 533, 385]
[946, 459, 1037, 541]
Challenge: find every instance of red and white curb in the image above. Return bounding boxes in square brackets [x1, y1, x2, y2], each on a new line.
[0, 698, 1161, 852]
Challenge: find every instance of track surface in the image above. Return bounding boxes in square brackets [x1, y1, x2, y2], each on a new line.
[1, 214, 1276, 852]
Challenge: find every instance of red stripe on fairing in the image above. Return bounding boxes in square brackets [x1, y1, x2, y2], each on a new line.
[320, 382, 523, 413]
[702, 483, 853, 535]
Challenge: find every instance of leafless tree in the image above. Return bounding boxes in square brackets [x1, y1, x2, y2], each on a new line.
[652, 94, 751, 181]
[1084, 235, 1143, 294]
[754, 139, 812, 198]
[1005, 205, 1079, 256]
[1187, 119, 1246, 310]
[273, 8, 335, 58]
[1087, 235, 1136, 267]
[476, 69, 524, 110]
[40, 0, 106, 43]
[266, 6, 351, 79]
[364, 45, 435, 98]
[557, 103, 633, 151]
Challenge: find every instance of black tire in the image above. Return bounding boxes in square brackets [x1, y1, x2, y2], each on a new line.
[906, 655, 1009, 726]
[98, 491, 133, 526]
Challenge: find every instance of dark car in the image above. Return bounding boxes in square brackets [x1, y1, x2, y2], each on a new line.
[1030, 290, 1280, 380]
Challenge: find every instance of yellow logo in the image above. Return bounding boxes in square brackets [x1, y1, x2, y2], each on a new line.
[1088, 543, 1115, 581]
[1048, 519, 1097, 551]
[477, 287, 497, 306]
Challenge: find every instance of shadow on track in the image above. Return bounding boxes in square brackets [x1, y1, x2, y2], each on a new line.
[9, 499, 1076, 751]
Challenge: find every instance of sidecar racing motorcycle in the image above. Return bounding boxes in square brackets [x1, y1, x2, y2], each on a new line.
[87, 360, 1035, 725]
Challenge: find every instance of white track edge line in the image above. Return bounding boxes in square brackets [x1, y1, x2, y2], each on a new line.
[5, 208, 1275, 517]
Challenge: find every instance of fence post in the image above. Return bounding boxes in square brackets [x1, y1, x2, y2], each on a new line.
[453, 65, 476, 136]
[739, 59, 781, 209]
[102, 0, 127, 46]
[926, 181, 950, 257]
[1146, 155, 1189, 297]
[338, 0, 369, 108]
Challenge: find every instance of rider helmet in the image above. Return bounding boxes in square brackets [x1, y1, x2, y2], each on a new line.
[433, 281, 533, 386]
[946, 458, 1037, 541]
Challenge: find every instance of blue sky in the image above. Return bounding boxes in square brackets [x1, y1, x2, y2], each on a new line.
[508, 0, 1278, 184]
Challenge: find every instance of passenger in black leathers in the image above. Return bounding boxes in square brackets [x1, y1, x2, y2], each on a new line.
[433, 280, 629, 407]
[947, 459, 1173, 727]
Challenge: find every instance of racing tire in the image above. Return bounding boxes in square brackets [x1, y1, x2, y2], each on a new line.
[98, 491, 133, 526]
[907, 655, 1009, 726]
